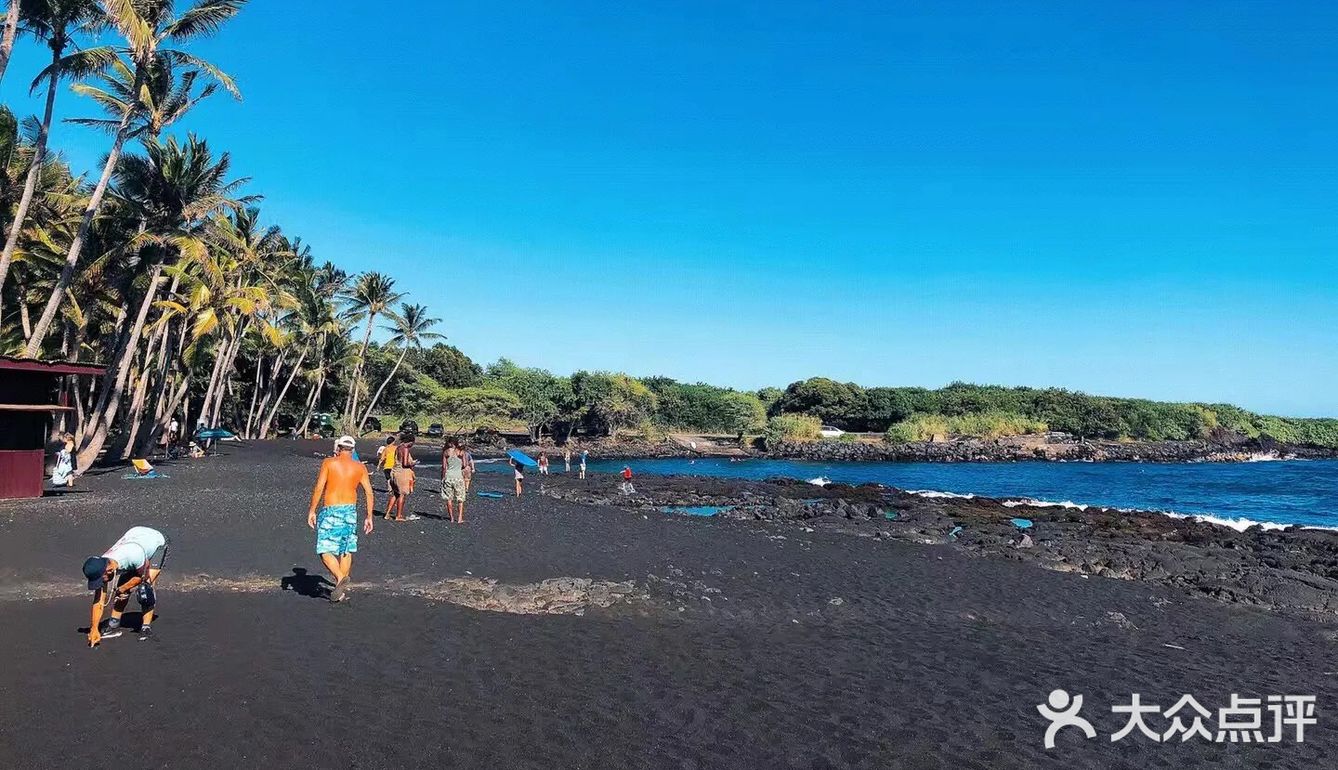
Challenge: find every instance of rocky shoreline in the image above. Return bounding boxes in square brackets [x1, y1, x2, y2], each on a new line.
[769, 435, 1338, 463]
[540, 472, 1338, 620]
[472, 433, 1338, 464]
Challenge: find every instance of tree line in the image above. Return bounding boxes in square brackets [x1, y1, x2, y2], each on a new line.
[766, 378, 1338, 448]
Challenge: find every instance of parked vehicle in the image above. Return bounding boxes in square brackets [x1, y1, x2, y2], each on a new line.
[819, 425, 845, 439]
[425, 423, 444, 438]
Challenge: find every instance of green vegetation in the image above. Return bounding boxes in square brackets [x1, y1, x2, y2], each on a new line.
[885, 411, 1047, 442]
[764, 414, 822, 446]
[770, 379, 1338, 448]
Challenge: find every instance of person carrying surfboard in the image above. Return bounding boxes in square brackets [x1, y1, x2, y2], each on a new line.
[83, 526, 167, 647]
[510, 457, 525, 497]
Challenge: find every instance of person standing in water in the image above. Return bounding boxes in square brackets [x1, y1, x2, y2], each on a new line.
[307, 435, 375, 602]
[579, 449, 588, 480]
[563, 448, 572, 473]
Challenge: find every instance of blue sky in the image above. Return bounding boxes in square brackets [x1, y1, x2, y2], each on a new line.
[4, 1, 1336, 415]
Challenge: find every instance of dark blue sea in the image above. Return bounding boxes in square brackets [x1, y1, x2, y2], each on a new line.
[487, 457, 1338, 530]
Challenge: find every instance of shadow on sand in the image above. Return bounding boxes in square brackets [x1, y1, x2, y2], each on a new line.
[281, 567, 333, 599]
[78, 610, 151, 635]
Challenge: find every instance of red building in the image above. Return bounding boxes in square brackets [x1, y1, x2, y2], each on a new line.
[0, 356, 104, 499]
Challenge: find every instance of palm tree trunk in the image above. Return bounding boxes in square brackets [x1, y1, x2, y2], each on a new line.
[243, 353, 265, 437]
[297, 369, 324, 437]
[345, 314, 377, 422]
[75, 264, 165, 470]
[199, 339, 228, 426]
[0, 0, 19, 86]
[258, 344, 308, 439]
[120, 319, 170, 458]
[0, 42, 62, 297]
[136, 319, 187, 457]
[358, 346, 407, 431]
[22, 90, 140, 357]
[251, 349, 289, 437]
[19, 292, 31, 338]
[207, 324, 247, 426]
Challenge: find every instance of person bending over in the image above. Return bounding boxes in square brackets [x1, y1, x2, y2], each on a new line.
[84, 526, 167, 647]
[308, 436, 375, 602]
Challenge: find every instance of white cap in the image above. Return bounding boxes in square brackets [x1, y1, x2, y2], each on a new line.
[335, 435, 356, 449]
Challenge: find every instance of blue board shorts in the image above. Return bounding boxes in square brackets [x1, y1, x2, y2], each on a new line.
[316, 504, 358, 556]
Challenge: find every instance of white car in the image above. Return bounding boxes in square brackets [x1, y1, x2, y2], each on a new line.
[819, 425, 845, 439]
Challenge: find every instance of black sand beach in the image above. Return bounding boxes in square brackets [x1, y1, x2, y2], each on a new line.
[1, 440, 1334, 769]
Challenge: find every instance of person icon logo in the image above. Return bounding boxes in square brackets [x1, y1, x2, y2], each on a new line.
[1037, 689, 1097, 749]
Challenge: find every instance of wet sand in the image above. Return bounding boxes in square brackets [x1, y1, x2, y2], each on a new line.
[1, 440, 1334, 769]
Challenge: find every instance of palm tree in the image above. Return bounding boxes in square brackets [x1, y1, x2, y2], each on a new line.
[358, 302, 443, 431]
[341, 271, 402, 424]
[192, 206, 293, 428]
[73, 132, 242, 469]
[255, 264, 342, 438]
[0, 0, 21, 84]
[0, 0, 105, 299]
[22, 0, 245, 357]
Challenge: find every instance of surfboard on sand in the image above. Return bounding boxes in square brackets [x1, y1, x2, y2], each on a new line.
[506, 449, 539, 468]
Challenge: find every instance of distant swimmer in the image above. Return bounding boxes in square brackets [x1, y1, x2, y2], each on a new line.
[83, 526, 167, 647]
[307, 435, 375, 602]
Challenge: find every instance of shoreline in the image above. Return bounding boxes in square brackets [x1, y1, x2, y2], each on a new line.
[452, 433, 1338, 465]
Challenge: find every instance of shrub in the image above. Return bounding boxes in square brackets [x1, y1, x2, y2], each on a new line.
[885, 411, 1046, 442]
[764, 413, 822, 446]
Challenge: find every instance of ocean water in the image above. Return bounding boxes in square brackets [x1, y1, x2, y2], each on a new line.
[554, 457, 1338, 530]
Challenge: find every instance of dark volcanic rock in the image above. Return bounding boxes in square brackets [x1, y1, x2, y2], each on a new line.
[541, 472, 1338, 619]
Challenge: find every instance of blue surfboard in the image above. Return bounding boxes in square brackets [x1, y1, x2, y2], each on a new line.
[506, 449, 539, 468]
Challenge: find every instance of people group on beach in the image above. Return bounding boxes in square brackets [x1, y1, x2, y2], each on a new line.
[79, 430, 604, 635]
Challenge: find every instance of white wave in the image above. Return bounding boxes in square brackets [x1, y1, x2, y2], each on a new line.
[1003, 498, 1089, 511]
[1245, 453, 1283, 463]
[1160, 511, 1292, 532]
[999, 496, 1338, 534]
[807, 476, 831, 487]
[905, 489, 976, 499]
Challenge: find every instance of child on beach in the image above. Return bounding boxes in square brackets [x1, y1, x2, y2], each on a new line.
[51, 433, 75, 487]
[538, 453, 550, 475]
